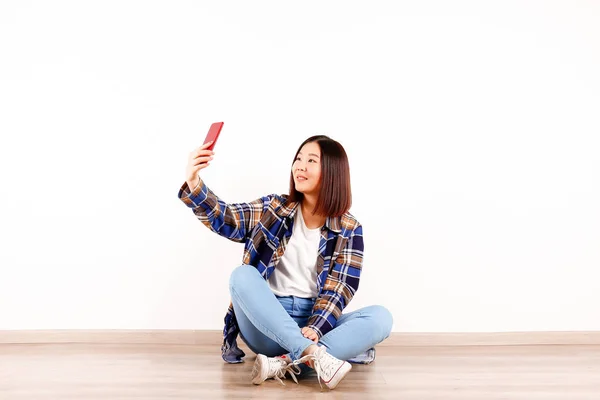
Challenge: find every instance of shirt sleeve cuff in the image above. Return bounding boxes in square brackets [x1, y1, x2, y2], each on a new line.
[307, 315, 334, 339]
[177, 178, 209, 207]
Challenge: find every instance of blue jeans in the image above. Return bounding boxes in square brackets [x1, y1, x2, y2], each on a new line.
[229, 264, 393, 361]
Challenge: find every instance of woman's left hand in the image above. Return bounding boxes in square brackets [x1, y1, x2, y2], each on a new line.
[301, 327, 319, 343]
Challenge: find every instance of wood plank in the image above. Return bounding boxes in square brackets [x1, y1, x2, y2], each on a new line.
[1, 342, 599, 399]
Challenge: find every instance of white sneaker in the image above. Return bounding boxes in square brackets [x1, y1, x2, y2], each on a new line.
[251, 354, 300, 386]
[293, 346, 352, 390]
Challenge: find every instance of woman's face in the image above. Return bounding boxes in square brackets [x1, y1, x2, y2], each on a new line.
[292, 141, 322, 196]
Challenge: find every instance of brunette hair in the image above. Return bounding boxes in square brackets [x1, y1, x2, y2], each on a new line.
[288, 135, 352, 217]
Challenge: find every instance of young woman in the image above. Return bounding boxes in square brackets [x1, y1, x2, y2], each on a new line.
[178, 135, 392, 390]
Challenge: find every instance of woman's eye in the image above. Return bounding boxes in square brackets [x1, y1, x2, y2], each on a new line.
[309, 159, 316, 163]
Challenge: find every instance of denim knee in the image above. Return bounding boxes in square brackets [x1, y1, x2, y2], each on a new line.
[228, 264, 258, 294]
[367, 305, 393, 341]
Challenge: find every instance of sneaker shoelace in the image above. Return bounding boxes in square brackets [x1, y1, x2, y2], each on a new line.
[289, 347, 330, 390]
[270, 358, 302, 386]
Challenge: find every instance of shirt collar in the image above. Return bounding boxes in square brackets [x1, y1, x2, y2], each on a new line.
[279, 199, 342, 233]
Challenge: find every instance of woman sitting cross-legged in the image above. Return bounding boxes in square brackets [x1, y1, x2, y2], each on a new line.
[178, 134, 393, 390]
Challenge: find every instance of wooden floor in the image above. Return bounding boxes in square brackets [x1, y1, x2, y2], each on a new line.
[1, 342, 599, 400]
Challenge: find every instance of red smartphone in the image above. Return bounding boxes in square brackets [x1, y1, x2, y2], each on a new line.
[203, 122, 224, 151]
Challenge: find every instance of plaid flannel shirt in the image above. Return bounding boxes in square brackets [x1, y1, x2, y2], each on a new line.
[178, 178, 364, 363]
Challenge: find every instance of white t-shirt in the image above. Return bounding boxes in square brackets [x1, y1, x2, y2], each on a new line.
[268, 206, 321, 298]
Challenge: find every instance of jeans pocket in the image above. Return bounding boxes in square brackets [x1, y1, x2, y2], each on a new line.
[295, 299, 315, 318]
[277, 295, 315, 318]
[276, 296, 294, 315]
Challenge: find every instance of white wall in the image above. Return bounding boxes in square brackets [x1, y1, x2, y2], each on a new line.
[1, 1, 598, 332]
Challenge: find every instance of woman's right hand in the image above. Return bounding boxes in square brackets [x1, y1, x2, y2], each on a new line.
[185, 141, 215, 189]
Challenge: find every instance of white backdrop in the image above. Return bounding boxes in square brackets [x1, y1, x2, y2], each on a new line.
[1, 1, 598, 332]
